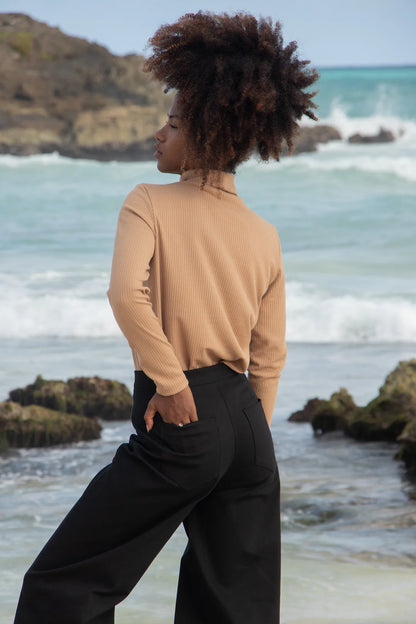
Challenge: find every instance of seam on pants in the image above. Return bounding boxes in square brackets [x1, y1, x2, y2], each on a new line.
[217, 383, 236, 474]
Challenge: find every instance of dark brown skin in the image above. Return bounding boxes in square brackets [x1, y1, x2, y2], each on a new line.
[153, 94, 197, 175]
[144, 385, 198, 431]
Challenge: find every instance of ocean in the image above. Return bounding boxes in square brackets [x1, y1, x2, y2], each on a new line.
[1, 66, 416, 623]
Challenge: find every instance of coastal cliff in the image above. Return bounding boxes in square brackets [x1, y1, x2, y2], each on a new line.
[0, 13, 170, 160]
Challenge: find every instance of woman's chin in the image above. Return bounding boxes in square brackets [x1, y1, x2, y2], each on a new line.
[157, 162, 181, 175]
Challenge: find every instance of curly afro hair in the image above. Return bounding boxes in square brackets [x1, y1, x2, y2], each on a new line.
[144, 11, 319, 175]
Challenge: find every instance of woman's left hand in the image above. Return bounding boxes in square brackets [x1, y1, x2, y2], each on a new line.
[144, 385, 198, 431]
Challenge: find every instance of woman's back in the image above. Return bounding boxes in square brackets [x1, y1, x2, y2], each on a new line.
[108, 170, 286, 420]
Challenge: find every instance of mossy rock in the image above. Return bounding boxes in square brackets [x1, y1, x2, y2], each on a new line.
[0, 401, 101, 448]
[396, 420, 416, 473]
[379, 359, 416, 401]
[66, 376, 132, 420]
[288, 397, 327, 423]
[288, 359, 416, 478]
[346, 395, 414, 442]
[345, 360, 416, 443]
[9, 375, 132, 420]
[9, 375, 67, 411]
[311, 388, 356, 435]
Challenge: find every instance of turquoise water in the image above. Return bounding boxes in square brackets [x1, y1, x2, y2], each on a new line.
[315, 66, 416, 120]
[1, 67, 416, 623]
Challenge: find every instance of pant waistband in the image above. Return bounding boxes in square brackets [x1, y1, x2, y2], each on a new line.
[183, 362, 241, 385]
[135, 363, 241, 389]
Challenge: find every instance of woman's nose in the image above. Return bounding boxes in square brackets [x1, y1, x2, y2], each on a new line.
[155, 125, 166, 142]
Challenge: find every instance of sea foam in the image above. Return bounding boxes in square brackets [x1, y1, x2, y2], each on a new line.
[304, 103, 416, 138]
[298, 149, 416, 182]
[1, 278, 415, 343]
[286, 282, 416, 343]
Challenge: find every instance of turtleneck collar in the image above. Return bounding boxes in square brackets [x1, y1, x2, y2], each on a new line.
[180, 169, 237, 196]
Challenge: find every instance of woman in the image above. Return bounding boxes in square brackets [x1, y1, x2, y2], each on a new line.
[14, 12, 318, 624]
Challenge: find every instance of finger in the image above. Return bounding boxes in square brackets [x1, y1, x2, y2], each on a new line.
[189, 409, 199, 422]
[187, 389, 198, 422]
[144, 402, 156, 432]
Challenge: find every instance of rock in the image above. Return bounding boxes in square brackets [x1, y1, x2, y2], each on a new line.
[293, 125, 342, 154]
[346, 360, 416, 442]
[0, 13, 169, 160]
[346, 395, 411, 442]
[0, 401, 101, 448]
[289, 398, 327, 423]
[72, 106, 160, 146]
[379, 359, 416, 468]
[311, 388, 356, 434]
[9, 374, 133, 420]
[348, 127, 395, 144]
[379, 359, 416, 399]
[290, 360, 416, 482]
[58, 137, 156, 162]
[289, 388, 356, 433]
[280, 125, 342, 157]
[396, 420, 416, 473]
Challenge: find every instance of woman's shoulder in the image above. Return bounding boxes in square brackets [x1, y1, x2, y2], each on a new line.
[122, 180, 182, 209]
[127, 180, 187, 205]
[136, 179, 183, 192]
[240, 202, 280, 242]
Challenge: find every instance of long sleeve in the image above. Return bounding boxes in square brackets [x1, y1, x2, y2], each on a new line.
[107, 172, 287, 410]
[107, 185, 189, 396]
[248, 234, 287, 424]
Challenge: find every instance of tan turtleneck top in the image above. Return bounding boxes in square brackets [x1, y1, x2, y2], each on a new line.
[107, 170, 286, 422]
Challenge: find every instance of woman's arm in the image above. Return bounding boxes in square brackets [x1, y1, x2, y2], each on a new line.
[248, 235, 287, 425]
[107, 185, 189, 397]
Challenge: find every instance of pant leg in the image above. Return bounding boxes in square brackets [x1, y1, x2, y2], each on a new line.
[174, 376, 281, 624]
[14, 372, 224, 624]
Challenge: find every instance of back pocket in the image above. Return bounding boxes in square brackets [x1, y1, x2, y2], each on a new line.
[156, 416, 220, 490]
[243, 399, 277, 472]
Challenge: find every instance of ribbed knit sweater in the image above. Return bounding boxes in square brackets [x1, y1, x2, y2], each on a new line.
[107, 170, 286, 422]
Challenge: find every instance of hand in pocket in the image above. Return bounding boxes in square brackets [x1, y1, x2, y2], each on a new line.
[144, 385, 198, 431]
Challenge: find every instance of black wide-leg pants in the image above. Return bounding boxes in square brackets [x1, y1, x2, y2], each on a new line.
[14, 364, 281, 624]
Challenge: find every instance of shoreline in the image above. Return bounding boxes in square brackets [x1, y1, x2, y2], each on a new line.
[0, 124, 342, 162]
[0, 122, 402, 162]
